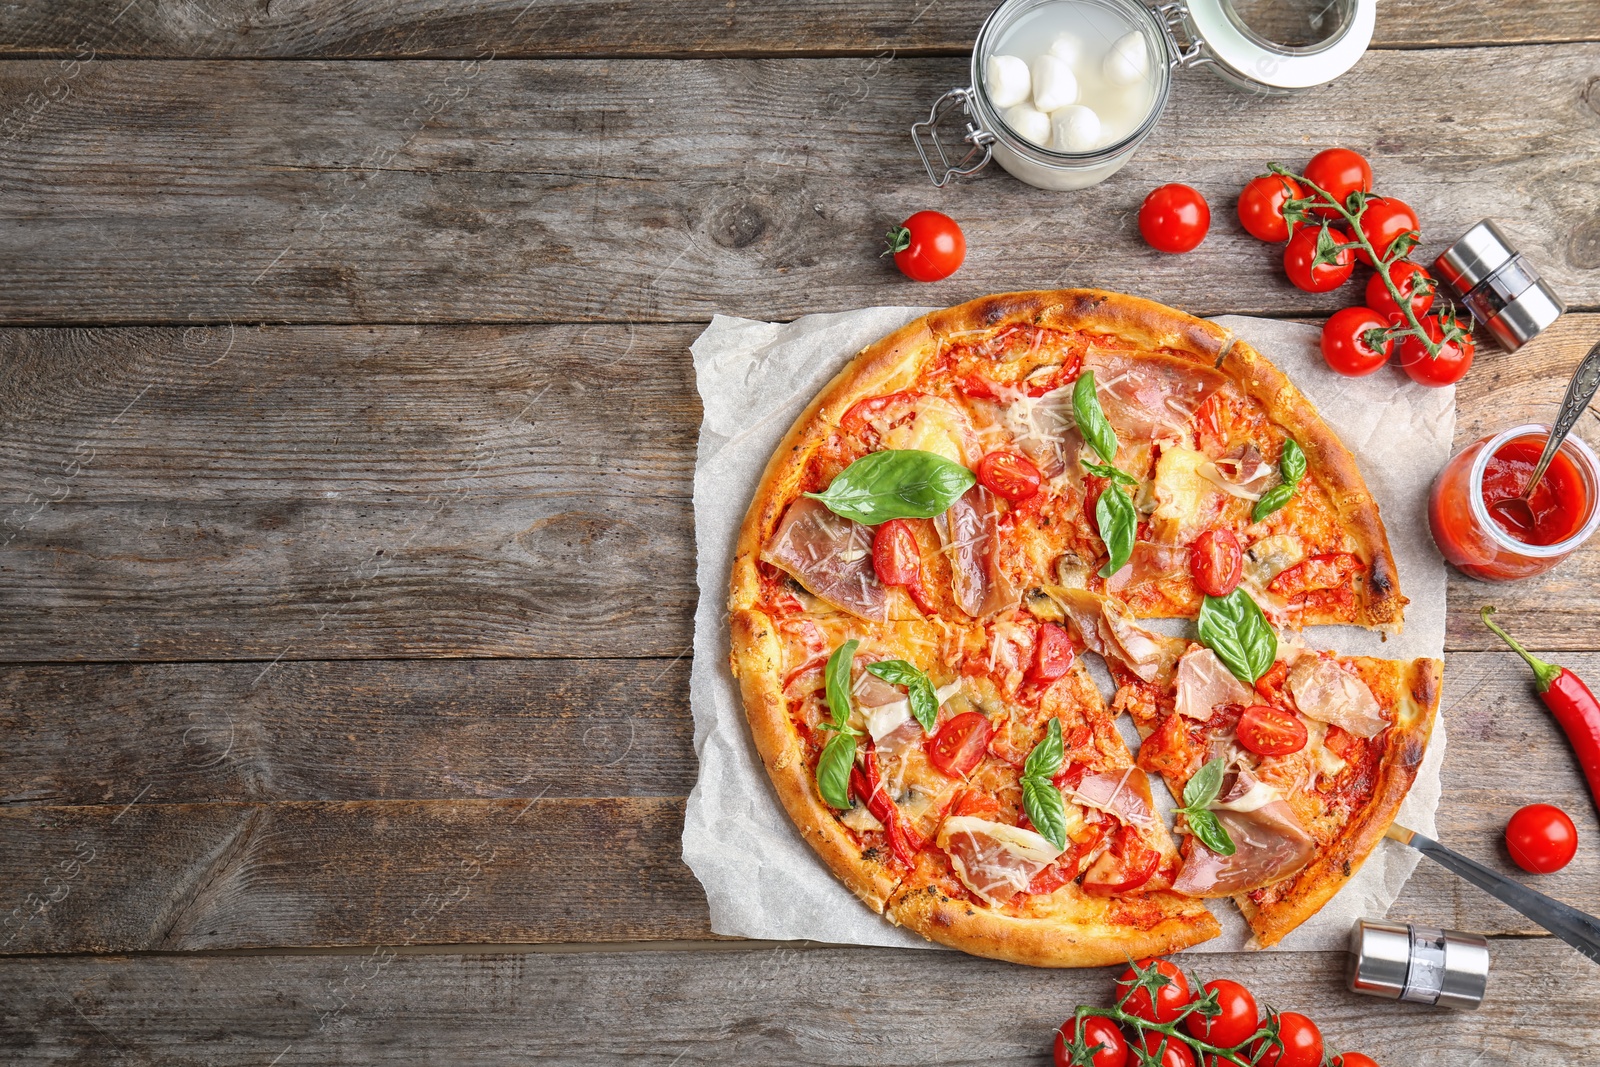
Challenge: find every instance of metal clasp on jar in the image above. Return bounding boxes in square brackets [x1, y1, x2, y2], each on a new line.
[911, 88, 997, 188]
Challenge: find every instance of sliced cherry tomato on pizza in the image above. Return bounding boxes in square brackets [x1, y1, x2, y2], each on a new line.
[1116, 958, 1192, 1024]
[1030, 622, 1076, 684]
[839, 391, 923, 441]
[1237, 173, 1303, 242]
[1083, 824, 1160, 896]
[1366, 260, 1435, 319]
[977, 450, 1043, 504]
[1283, 224, 1354, 293]
[871, 519, 937, 615]
[1352, 196, 1419, 265]
[1302, 147, 1372, 217]
[1236, 704, 1309, 756]
[1505, 803, 1578, 874]
[1184, 978, 1258, 1049]
[1267, 553, 1364, 597]
[1189, 529, 1243, 597]
[1251, 1011, 1322, 1067]
[1054, 1015, 1129, 1067]
[1135, 1032, 1196, 1067]
[927, 712, 992, 778]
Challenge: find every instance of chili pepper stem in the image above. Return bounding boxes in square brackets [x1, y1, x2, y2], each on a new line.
[1482, 605, 1563, 692]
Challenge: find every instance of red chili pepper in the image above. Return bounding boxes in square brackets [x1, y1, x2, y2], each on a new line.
[851, 748, 925, 868]
[1483, 606, 1600, 815]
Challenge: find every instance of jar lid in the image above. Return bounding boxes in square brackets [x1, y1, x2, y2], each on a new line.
[1348, 918, 1489, 1010]
[1435, 219, 1518, 292]
[1180, 0, 1375, 92]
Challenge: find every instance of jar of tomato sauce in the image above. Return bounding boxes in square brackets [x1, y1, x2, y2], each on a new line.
[1429, 424, 1600, 581]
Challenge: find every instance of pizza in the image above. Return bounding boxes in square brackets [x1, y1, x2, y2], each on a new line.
[728, 289, 1441, 964]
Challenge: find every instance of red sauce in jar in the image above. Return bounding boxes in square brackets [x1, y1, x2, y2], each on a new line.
[1481, 439, 1587, 546]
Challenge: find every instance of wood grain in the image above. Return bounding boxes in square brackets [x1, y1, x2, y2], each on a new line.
[1, 650, 1595, 952]
[1, 940, 1593, 1065]
[6, 319, 1600, 661]
[0, 49, 1596, 326]
[0, 0, 1594, 58]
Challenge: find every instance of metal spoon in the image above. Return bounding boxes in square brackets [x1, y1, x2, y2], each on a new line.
[1488, 337, 1600, 532]
[1387, 822, 1600, 966]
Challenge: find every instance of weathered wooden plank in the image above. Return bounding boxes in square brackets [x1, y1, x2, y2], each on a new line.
[0, 0, 1592, 59]
[0, 940, 1593, 1065]
[0, 658, 695, 806]
[0, 650, 1595, 952]
[0, 50, 1596, 325]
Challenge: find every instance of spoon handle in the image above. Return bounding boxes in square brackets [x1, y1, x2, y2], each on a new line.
[1526, 338, 1600, 494]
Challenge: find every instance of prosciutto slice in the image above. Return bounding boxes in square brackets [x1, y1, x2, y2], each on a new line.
[937, 816, 1063, 905]
[996, 383, 1082, 475]
[1106, 540, 1188, 596]
[1052, 588, 1182, 683]
[1175, 647, 1255, 720]
[1203, 444, 1275, 500]
[936, 486, 1018, 618]
[1171, 769, 1315, 896]
[1071, 767, 1157, 828]
[1082, 349, 1225, 442]
[1288, 658, 1389, 738]
[760, 497, 886, 622]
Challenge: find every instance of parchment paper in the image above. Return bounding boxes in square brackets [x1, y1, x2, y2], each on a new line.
[681, 307, 1452, 954]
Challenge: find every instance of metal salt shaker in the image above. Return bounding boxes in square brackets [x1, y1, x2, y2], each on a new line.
[1434, 219, 1565, 352]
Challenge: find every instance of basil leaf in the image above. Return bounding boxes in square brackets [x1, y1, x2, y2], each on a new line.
[1079, 459, 1139, 487]
[1023, 718, 1065, 782]
[867, 659, 939, 733]
[1094, 479, 1137, 579]
[1023, 776, 1069, 851]
[824, 639, 859, 727]
[1279, 438, 1306, 487]
[1183, 755, 1228, 809]
[1184, 808, 1237, 857]
[816, 730, 857, 809]
[1073, 371, 1118, 465]
[804, 449, 975, 525]
[1197, 590, 1277, 684]
[1251, 482, 1294, 522]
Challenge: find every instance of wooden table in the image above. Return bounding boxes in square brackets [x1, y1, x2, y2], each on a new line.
[1, 3, 1598, 1062]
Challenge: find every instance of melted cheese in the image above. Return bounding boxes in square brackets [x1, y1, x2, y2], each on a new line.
[881, 399, 970, 465]
[1303, 719, 1348, 778]
[1210, 776, 1283, 813]
[1150, 446, 1219, 543]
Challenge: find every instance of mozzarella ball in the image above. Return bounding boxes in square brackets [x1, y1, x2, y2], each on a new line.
[1104, 31, 1150, 86]
[1003, 104, 1052, 146]
[1047, 32, 1083, 64]
[1050, 104, 1102, 152]
[984, 54, 1031, 108]
[1030, 54, 1079, 113]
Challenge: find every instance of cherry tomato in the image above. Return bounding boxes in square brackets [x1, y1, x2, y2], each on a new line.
[1031, 622, 1075, 684]
[1115, 959, 1192, 1024]
[1252, 1011, 1322, 1067]
[1353, 196, 1419, 265]
[1139, 184, 1211, 254]
[1321, 306, 1395, 377]
[927, 711, 992, 778]
[1185, 978, 1258, 1049]
[1054, 1016, 1129, 1067]
[886, 211, 965, 282]
[976, 450, 1042, 504]
[1135, 1032, 1197, 1067]
[1302, 148, 1372, 217]
[1365, 260, 1435, 319]
[1283, 224, 1354, 293]
[1238, 174, 1303, 242]
[872, 519, 920, 587]
[1398, 313, 1475, 387]
[1237, 705, 1309, 756]
[1189, 529, 1243, 597]
[1331, 1055, 1382, 1067]
[1505, 803, 1578, 874]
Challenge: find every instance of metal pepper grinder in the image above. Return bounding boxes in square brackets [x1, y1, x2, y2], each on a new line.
[1348, 919, 1489, 1009]
[1435, 220, 1565, 352]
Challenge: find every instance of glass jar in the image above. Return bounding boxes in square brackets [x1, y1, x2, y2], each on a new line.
[1428, 424, 1600, 582]
[913, 0, 1376, 191]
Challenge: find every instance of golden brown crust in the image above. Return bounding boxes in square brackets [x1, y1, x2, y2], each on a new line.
[885, 882, 1220, 968]
[1238, 656, 1443, 947]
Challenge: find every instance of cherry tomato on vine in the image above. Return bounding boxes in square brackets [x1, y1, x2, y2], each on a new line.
[1189, 529, 1243, 597]
[886, 211, 965, 282]
[1398, 314, 1475, 387]
[1321, 306, 1394, 377]
[927, 712, 991, 778]
[1365, 260, 1435, 319]
[976, 450, 1042, 503]
[1139, 184, 1211, 254]
[1237, 174, 1303, 242]
[1284, 225, 1355, 293]
[1237, 705, 1309, 757]
[1302, 148, 1372, 217]
[1331, 1054, 1382, 1067]
[1053, 1016, 1129, 1067]
[1115, 959, 1192, 1024]
[1031, 622, 1075, 684]
[1251, 1012, 1322, 1067]
[1353, 196, 1419, 265]
[1136, 1032, 1197, 1067]
[1505, 803, 1578, 874]
[1184, 978, 1258, 1049]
